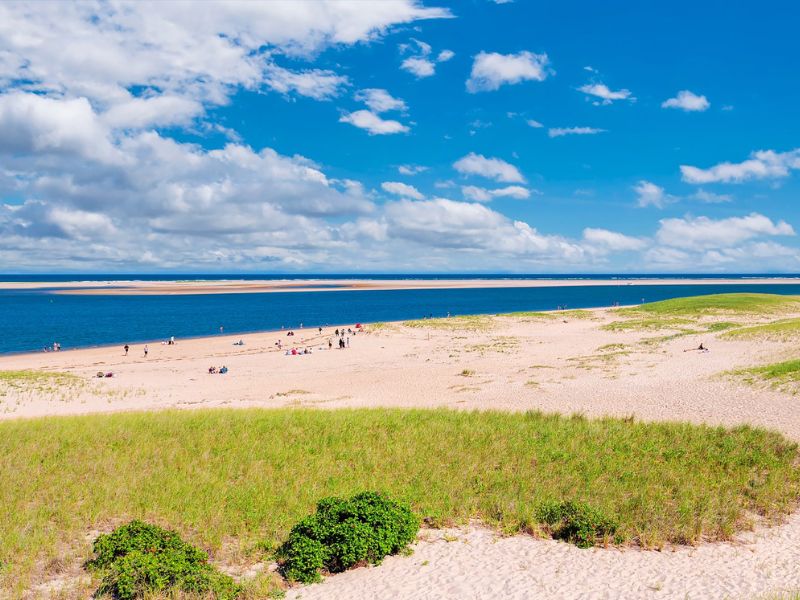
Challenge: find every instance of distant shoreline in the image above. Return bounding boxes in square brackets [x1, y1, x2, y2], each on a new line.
[3, 277, 800, 296]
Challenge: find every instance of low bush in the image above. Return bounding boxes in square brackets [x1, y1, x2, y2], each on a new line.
[536, 500, 619, 548]
[87, 520, 239, 599]
[276, 491, 419, 583]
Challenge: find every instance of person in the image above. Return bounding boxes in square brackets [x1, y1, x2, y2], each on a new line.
[335, 328, 340, 336]
[318, 326, 322, 334]
[346, 336, 350, 348]
[143, 344, 149, 358]
[124, 344, 129, 356]
[219, 326, 224, 334]
[169, 335, 175, 345]
[220, 366, 228, 374]
[328, 338, 333, 350]
[208, 366, 217, 374]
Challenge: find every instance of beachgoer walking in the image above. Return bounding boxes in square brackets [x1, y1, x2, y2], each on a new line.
[124, 344, 129, 356]
[328, 339, 333, 349]
[143, 344, 149, 358]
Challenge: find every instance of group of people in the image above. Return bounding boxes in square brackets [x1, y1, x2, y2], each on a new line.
[208, 365, 229, 374]
[43, 341, 61, 352]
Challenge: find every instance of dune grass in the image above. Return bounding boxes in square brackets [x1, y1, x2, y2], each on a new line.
[498, 311, 556, 319]
[723, 318, 800, 341]
[734, 359, 800, 393]
[403, 315, 494, 331]
[620, 293, 800, 318]
[2, 408, 799, 594]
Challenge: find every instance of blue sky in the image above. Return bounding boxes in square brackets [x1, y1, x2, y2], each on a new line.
[0, 0, 798, 273]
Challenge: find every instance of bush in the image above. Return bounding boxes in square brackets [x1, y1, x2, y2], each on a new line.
[87, 520, 239, 599]
[276, 491, 419, 583]
[536, 500, 618, 548]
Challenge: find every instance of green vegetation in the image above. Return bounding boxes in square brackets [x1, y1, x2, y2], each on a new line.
[620, 293, 800, 317]
[602, 317, 696, 332]
[498, 311, 556, 319]
[2, 408, 799, 593]
[536, 501, 619, 548]
[733, 359, 800, 392]
[558, 309, 595, 319]
[0, 369, 81, 392]
[276, 491, 419, 583]
[403, 315, 494, 331]
[723, 318, 800, 341]
[88, 521, 238, 600]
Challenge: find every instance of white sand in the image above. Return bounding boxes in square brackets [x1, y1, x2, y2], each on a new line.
[5, 307, 800, 599]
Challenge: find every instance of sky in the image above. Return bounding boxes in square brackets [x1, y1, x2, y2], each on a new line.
[0, 0, 799, 274]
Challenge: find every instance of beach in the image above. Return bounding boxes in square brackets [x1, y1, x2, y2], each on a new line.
[6, 302, 800, 598]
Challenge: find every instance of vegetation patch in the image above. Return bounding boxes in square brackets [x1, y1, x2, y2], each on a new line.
[87, 520, 238, 600]
[732, 359, 800, 393]
[602, 317, 696, 332]
[403, 315, 494, 331]
[2, 409, 799, 593]
[619, 293, 800, 318]
[276, 491, 419, 583]
[0, 370, 82, 393]
[499, 311, 556, 319]
[465, 336, 519, 354]
[557, 309, 595, 320]
[536, 501, 619, 548]
[723, 318, 800, 341]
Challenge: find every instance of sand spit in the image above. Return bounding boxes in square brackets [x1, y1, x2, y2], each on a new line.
[1, 277, 800, 295]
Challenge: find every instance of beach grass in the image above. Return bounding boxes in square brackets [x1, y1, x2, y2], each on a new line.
[2, 408, 799, 594]
[498, 311, 556, 319]
[620, 293, 800, 318]
[723, 318, 800, 341]
[403, 315, 494, 331]
[733, 359, 800, 392]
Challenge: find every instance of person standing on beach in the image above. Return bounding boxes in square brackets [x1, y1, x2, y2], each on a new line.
[124, 344, 129, 356]
[143, 344, 149, 358]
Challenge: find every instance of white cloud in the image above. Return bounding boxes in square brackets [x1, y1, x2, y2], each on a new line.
[264, 64, 349, 100]
[548, 126, 606, 138]
[681, 149, 800, 184]
[691, 189, 732, 203]
[339, 110, 409, 135]
[634, 180, 674, 209]
[400, 57, 436, 78]
[398, 164, 428, 176]
[578, 83, 634, 105]
[381, 181, 424, 200]
[656, 213, 794, 250]
[466, 51, 551, 93]
[462, 185, 530, 202]
[526, 119, 544, 128]
[354, 88, 406, 113]
[101, 95, 204, 129]
[662, 90, 710, 112]
[582, 228, 647, 251]
[453, 153, 525, 183]
[437, 49, 455, 62]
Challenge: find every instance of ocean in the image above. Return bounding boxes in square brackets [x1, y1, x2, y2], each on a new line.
[1, 276, 800, 354]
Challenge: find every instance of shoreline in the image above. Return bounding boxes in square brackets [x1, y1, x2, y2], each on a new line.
[2, 276, 800, 295]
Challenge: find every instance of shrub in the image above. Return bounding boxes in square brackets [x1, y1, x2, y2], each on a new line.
[536, 501, 618, 548]
[87, 520, 239, 599]
[276, 491, 420, 584]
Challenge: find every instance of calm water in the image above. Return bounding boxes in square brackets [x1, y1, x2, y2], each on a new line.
[2, 281, 800, 354]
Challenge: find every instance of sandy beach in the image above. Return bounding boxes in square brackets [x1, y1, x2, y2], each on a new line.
[5, 304, 800, 599]
[1, 277, 800, 295]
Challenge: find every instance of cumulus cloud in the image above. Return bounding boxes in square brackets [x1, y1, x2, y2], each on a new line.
[578, 83, 634, 105]
[634, 180, 674, 209]
[398, 164, 428, 176]
[462, 185, 530, 202]
[264, 64, 349, 100]
[339, 110, 409, 135]
[548, 126, 606, 138]
[453, 153, 525, 183]
[662, 90, 710, 112]
[399, 38, 454, 78]
[691, 189, 732, 203]
[466, 51, 551, 92]
[354, 88, 406, 113]
[656, 213, 794, 250]
[582, 228, 647, 251]
[381, 181, 424, 200]
[681, 149, 800, 184]
[526, 119, 544, 128]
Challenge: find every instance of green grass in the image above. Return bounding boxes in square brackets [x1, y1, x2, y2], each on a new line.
[733, 359, 800, 392]
[498, 311, 556, 319]
[403, 315, 494, 331]
[723, 318, 800, 341]
[601, 317, 696, 332]
[0, 370, 81, 387]
[620, 293, 800, 317]
[2, 408, 799, 594]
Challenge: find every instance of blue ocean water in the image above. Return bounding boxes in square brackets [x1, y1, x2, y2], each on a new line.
[2, 281, 800, 354]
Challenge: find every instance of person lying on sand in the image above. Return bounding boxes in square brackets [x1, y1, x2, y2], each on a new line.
[684, 343, 708, 352]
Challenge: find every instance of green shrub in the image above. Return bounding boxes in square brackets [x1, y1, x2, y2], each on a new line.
[536, 501, 619, 548]
[276, 491, 420, 583]
[87, 520, 239, 599]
